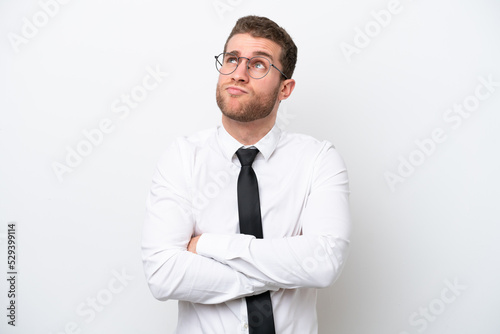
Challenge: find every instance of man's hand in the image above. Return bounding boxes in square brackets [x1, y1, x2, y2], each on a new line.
[187, 235, 201, 254]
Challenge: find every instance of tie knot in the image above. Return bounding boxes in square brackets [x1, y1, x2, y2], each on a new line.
[236, 148, 259, 167]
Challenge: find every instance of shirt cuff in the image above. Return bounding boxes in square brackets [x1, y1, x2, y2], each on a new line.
[197, 233, 254, 263]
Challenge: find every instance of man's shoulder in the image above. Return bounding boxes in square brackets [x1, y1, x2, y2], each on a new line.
[157, 127, 218, 165]
[280, 130, 335, 151]
[278, 130, 346, 173]
[169, 127, 218, 150]
[176, 127, 217, 144]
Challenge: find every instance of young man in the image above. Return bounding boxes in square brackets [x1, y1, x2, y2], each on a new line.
[142, 16, 351, 334]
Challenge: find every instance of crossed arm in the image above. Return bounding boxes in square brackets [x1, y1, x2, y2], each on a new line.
[187, 236, 201, 254]
[141, 143, 351, 305]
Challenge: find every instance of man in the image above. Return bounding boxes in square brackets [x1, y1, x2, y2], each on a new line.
[142, 15, 351, 334]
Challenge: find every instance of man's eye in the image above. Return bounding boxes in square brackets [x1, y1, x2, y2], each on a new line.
[251, 60, 267, 70]
[225, 57, 238, 64]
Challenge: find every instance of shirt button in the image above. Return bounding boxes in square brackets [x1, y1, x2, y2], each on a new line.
[244, 323, 248, 328]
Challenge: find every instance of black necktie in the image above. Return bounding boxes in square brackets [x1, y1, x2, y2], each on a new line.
[236, 148, 276, 334]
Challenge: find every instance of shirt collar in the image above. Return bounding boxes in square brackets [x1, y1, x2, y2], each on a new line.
[217, 123, 282, 162]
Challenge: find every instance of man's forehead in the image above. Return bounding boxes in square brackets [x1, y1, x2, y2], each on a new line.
[226, 33, 281, 61]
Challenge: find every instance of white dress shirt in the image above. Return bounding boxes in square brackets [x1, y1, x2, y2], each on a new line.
[142, 124, 351, 334]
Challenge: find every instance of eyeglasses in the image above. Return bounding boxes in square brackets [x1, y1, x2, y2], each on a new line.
[215, 52, 288, 80]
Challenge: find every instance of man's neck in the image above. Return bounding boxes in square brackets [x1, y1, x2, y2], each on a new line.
[221, 114, 277, 146]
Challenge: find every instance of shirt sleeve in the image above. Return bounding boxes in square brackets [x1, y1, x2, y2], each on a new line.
[196, 144, 351, 289]
[141, 140, 278, 305]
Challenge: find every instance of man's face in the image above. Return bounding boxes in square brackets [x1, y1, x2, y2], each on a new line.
[216, 33, 284, 123]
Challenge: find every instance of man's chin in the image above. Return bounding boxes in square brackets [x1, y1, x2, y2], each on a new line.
[217, 87, 276, 123]
[219, 100, 251, 122]
[221, 110, 254, 123]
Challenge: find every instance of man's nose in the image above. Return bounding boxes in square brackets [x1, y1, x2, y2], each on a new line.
[230, 59, 249, 82]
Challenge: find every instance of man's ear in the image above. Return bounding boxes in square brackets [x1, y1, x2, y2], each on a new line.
[279, 79, 296, 101]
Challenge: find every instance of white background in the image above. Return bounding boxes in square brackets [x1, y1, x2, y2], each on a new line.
[1, 0, 499, 333]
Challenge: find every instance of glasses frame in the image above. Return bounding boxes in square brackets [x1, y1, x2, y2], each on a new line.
[215, 52, 288, 80]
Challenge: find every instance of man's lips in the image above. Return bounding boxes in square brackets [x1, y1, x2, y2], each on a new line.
[226, 86, 248, 95]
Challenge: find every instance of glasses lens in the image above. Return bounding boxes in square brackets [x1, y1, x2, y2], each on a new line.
[248, 57, 271, 79]
[216, 53, 238, 75]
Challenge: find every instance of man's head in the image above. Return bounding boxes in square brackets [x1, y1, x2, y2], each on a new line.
[224, 16, 297, 80]
[216, 16, 297, 125]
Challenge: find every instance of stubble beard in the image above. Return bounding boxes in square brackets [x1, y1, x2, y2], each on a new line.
[216, 83, 280, 123]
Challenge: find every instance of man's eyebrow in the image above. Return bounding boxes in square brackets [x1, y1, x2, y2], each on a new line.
[253, 51, 274, 61]
[227, 50, 275, 62]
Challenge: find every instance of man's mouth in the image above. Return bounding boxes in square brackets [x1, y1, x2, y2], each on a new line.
[226, 86, 248, 95]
